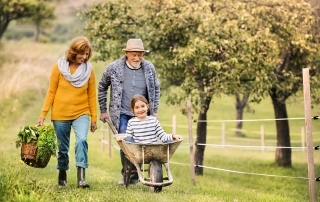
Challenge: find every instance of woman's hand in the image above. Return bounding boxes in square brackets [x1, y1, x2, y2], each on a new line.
[36, 118, 45, 126]
[90, 122, 97, 132]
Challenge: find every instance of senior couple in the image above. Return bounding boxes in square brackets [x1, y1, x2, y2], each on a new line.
[36, 37, 162, 188]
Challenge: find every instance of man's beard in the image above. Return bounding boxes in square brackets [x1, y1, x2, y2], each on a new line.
[132, 61, 141, 68]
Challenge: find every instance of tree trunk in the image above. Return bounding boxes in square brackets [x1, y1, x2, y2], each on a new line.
[235, 94, 249, 137]
[33, 24, 40, 42]
[270, 92, 292, 167]
[0, 21, 10, 40]
[194, 106, 208, 175]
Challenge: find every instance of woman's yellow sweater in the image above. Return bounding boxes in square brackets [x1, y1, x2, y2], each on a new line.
[40, 63, 97, 122]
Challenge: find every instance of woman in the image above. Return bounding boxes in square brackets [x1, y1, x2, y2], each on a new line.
[36, 36, 97, 188]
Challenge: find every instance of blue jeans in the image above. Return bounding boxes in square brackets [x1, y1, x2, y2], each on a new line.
[119, 114, 133, 133]
[53, 115, 90, 170]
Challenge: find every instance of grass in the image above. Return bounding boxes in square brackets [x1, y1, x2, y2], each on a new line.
[1, 40, 320, 201]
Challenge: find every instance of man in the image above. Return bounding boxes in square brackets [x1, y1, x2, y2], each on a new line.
[98, 38, 160, 185]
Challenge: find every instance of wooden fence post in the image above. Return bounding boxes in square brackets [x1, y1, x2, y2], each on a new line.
[101, 123, 105, 151]
[303, 68, 316, 202]
[172, 114, 176, 135]
[108, 126, 111, 157]
[221, 123, 225, 149]
[187, 100, 196, 185]
[301, 126, 305, 152]
[260, 125, 265, 153]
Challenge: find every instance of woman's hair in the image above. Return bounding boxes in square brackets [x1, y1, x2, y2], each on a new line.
[65, 36, 93, 63]
[131, 95, 149, 111]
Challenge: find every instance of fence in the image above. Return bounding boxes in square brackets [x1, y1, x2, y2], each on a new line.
[99, 68, 318, 201]
[101, 118, 311, 154]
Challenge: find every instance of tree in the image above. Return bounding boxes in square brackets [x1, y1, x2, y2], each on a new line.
[0, 0, 56, 41]
[21, 1, 56, 42]
[250, 0, 320, 166]
[81, 0, 320, 174]
[235, 93, 249, 137]
[0, 0, 37, 39]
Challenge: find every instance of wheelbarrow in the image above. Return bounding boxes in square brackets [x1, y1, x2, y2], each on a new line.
[105, 118, 183, 192]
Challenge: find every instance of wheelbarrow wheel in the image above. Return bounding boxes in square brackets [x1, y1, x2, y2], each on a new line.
[148, 160, 163, 192]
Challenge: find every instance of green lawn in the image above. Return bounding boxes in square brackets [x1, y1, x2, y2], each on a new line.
[1, 40, 320, 201]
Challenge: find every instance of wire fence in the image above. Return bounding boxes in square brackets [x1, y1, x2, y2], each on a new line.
[100, 115, 317, 179]
[99, 69, 318, 201]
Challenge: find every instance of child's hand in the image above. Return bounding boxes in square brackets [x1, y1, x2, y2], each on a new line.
[172, 134, 182, 141]
[116, 136, 124, 142]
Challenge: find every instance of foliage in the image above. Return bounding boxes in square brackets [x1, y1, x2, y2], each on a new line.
[80, 0, 136, 61]
[37, 125, 58, 162]
[0, 91, 38, 134]
[81, 0, 320, 170]
[0, 0, 57, 40]
[3, 28, 34, 40]
[24, 1, 56, 28]
[16, 124, 58, 163]
[0, 162, 43, 202]
[2, 125, 320, 201]
[81, 0, 319, 111]
[0, 0, 38, 39]
[19, 0, 56, 42]
[1, 0, 93, 43]
[16, 126, 38, 147]
[1, 39, 320, 201]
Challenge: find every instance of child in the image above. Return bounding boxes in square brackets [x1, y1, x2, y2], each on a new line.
[116, 95, 182, 144]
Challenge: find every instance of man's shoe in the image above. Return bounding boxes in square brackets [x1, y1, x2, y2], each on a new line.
[58, 170, 67, 187]
[129, 178, 138, 186]
[129, 172, 139, 185]
[118, 176, 124, 185]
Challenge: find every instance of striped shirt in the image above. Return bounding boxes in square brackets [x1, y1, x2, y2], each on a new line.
[126, 116, 173, 144]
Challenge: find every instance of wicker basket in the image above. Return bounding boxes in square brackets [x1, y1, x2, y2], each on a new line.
[21, 140, 51, 168]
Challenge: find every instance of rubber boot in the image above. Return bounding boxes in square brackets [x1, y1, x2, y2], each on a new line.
[118, 150, 126, 185]
[77, 167, 90, 188]
[120, 150, 138, 185]
[130, 165, 139, 185]
[58, 170, 67, 187]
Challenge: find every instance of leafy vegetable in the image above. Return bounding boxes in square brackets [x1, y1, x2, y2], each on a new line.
[36, 125, 58, 162]
[16, 126, 39, 148]
[16, 125, 58, 163]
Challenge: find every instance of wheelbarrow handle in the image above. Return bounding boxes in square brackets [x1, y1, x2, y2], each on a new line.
[104, 118, 118, 135]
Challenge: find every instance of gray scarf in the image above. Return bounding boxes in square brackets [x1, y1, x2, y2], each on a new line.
[58, 56, 92, 88]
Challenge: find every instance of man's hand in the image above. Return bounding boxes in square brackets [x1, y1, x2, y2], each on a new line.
[100, 112, 109, 123]
[153, 113, 158, 118]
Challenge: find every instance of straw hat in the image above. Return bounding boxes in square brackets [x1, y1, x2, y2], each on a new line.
[122, 38, 149, 52]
